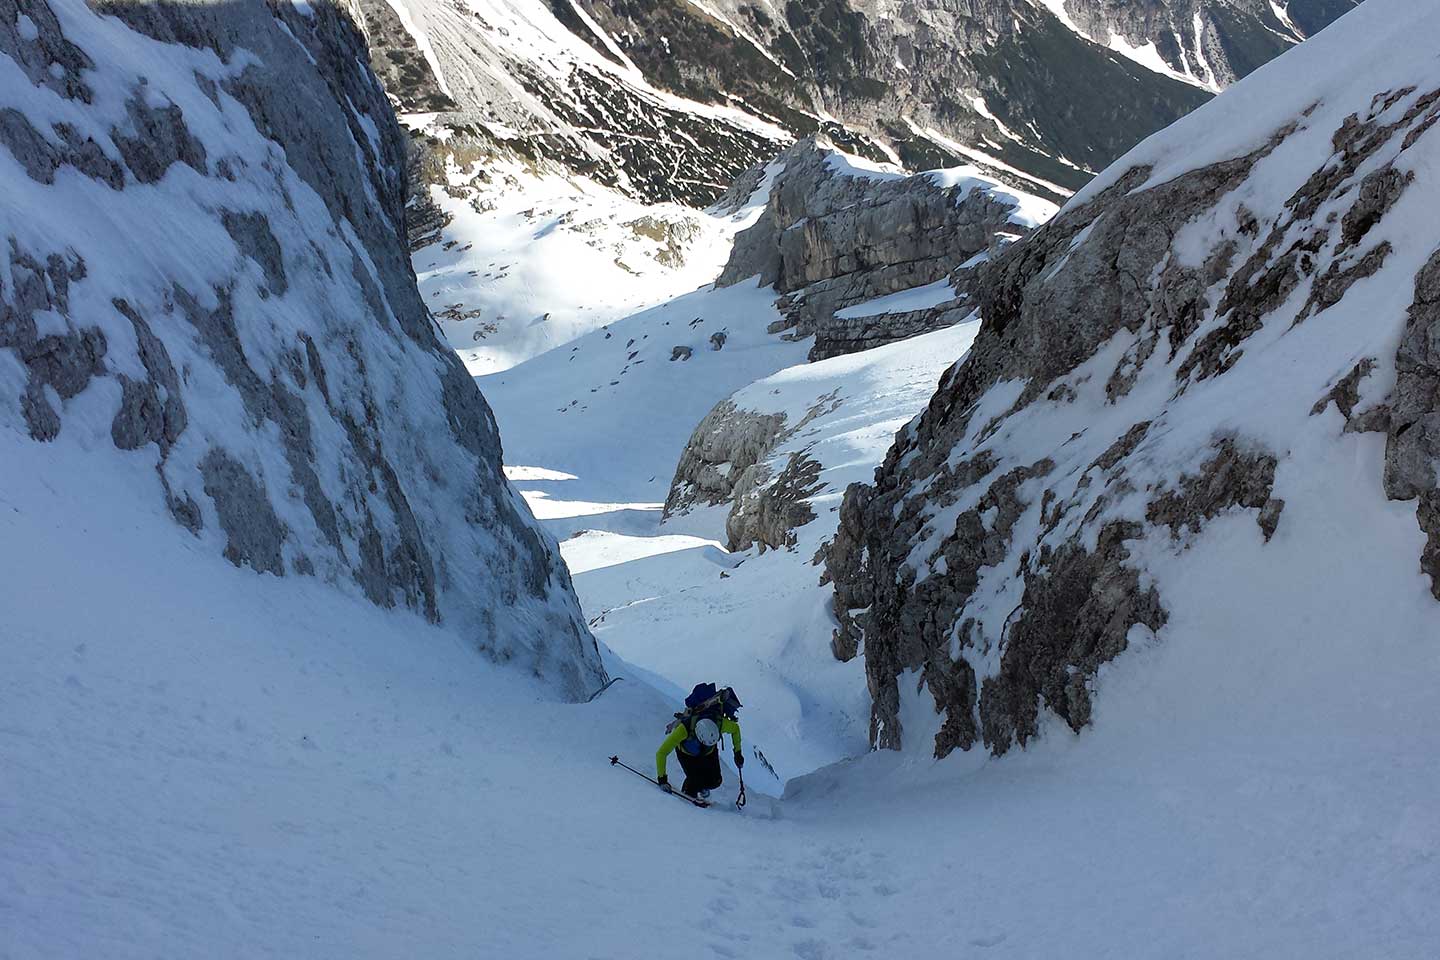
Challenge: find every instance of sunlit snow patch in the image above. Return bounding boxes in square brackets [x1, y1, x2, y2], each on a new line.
[560, 530, 729, 575]
[834, 279, 959, 319]
[504, 465, 580, 482]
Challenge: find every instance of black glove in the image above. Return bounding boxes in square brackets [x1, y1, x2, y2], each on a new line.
[658, 775, 673, 793]
[734, 752, 744, 768]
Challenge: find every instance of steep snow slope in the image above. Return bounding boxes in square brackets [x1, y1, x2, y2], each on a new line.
[578, 322, 985, 780]
[825, 0, 1440, 757]
[6, 297, 1435, 958]
[0, 0, 601, 693]
[7, 4, 1436, 956]
[9, 425, 1437, 958]
[415, 155, 780, 374]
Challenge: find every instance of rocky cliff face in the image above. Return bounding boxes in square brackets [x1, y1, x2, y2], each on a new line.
[823, 0, 1438, 757]
[554, 0, 1360, 196]
[352, 0, 790, 210]
[0, 0, 605, 697]
[363, 1, 1359, 213]
[717, 139, 1054, 360]
[1053, 0, 1353, 89]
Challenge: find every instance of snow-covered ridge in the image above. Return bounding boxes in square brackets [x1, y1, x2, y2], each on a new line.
[0, 0, 603, 695]
[827, 0, 1440, 757]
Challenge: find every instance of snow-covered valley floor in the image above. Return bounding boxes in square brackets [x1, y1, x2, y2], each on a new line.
[7, 431, 1438, 958]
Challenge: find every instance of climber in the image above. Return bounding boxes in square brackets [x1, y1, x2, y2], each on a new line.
[655, 683, 743, 801]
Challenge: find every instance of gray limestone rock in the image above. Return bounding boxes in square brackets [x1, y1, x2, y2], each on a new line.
[717, 140, 1039, 361]
[1385, 246, 1440, 598]
[825, 77, 1437, 759]
[665, 386, 848, 554]
[1145, 440, 1280, 542]
[664, 400, 788, 523]
[111, 94, 208, 184]
[222, 210, 289, 297]
[200, 447, 287, 577]
[0, 0, 605, 698]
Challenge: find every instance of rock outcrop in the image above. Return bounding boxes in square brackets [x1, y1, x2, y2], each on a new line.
[664, 399, 792, 550]
[663, 319, 987, 557]
[718, 140, 1052, 361]
[0, 0, 605, 697]
[824, 0, 1440, 757]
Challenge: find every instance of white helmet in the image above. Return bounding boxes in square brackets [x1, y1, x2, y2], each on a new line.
[693, 717, 721, 747]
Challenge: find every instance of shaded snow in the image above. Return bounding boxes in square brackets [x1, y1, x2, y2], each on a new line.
[8, 327, 1435, 959]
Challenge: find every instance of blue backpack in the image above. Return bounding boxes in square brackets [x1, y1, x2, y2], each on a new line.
[667, 683, 742, 752]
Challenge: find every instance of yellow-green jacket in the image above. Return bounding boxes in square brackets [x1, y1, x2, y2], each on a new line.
[656, 717, 742, 778]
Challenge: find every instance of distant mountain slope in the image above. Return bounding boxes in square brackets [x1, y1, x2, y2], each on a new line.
[357, 0, 794, 206]
[1044, 0, 1360, 90]
[357, 0, 1356, 377]
[0, 0, 604, 696]
[541, 0, 1360, 197]
[824, 0, 1439, 756]
[359, 0, 1337, 206]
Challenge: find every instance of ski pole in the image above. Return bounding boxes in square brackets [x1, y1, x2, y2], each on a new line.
[609, 755, 659, 786]
[735, 767, 747, 810]
[610, 755, 709, 807]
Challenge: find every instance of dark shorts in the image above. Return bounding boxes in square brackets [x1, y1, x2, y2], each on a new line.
[676, 747, 722, 795]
